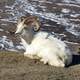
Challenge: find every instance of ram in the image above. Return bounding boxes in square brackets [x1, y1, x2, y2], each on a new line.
[15, 15, 72, 67]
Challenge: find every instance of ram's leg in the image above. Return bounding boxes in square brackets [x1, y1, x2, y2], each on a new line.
[48, 57, 65, 67]
[40, 57, 48, 64]
[24, 52, 35, 59]
[24, 46, 39, 59]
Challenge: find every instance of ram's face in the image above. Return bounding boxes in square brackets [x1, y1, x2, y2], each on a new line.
[15, 16, 40, 34]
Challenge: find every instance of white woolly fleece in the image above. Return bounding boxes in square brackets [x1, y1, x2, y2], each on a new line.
[23, 31, 72, 67]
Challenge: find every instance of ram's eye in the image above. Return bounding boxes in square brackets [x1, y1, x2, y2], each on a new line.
[36, 17, 39, 21]
[21, 16, 26, 21]
[24, 27, 26, 29]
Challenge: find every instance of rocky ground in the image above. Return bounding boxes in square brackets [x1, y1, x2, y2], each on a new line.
[0, 51, 80, 80]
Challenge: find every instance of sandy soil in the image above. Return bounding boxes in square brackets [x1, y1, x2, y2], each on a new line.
[0, 51, 80, 80]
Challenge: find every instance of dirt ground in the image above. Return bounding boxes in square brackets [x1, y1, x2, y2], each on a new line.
[0, 51, 80, 80]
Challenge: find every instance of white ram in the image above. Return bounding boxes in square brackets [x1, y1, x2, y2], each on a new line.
[15, 16, 72, 67]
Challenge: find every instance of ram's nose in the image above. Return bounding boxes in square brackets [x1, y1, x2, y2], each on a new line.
[15, 29, 21, 34]
[15, 31, 21, 37]
[15, 31, 19, 34]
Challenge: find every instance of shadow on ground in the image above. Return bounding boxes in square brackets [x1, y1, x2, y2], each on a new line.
[72, 55, 80, 66]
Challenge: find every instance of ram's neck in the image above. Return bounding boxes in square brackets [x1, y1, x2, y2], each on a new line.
[20, 28, 36, 44]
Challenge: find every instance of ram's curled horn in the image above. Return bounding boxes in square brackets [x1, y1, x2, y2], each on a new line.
[32, 17, 40, 31]
[22, 16, 40, 31]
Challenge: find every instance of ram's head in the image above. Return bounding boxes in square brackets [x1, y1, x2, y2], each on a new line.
[15, 16, 40, 34]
